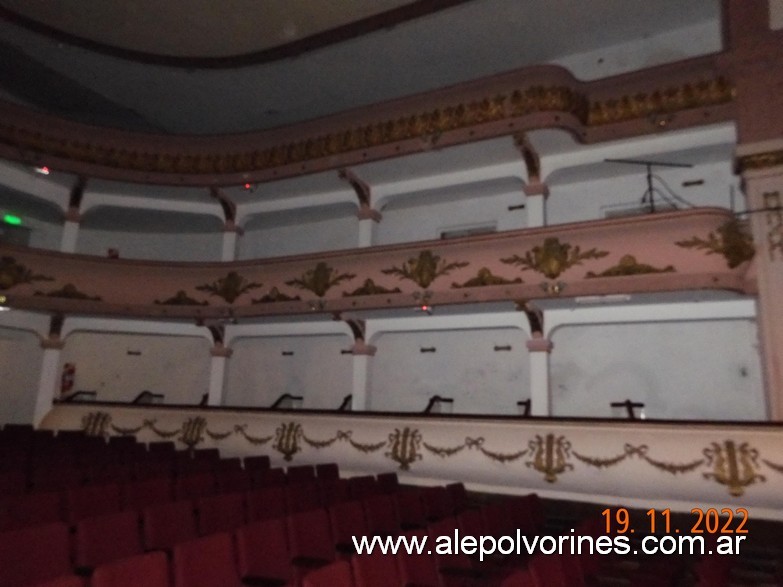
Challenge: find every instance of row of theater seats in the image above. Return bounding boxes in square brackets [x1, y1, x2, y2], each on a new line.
[0, 487, 544, 587]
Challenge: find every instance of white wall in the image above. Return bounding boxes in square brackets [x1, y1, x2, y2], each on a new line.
[60, 332, 211, 405]
[376, 190, 526, 245]
[75, 228, 222, 261]
[224, 334, 353, 409]
[547, 160, 738, 225]
[0, 327, 43, 424]
[369, 328, 529, 414]
[239, 215, 358, 259]
[553, 20, 722, 80]
[550, 319, 765, 420]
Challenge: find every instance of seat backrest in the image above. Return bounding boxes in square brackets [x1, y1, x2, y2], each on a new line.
[242, 455, 271, 471]
[302, 560, 354, 587]
[75, 510, 143, 571]
[66, 483, 122, 526]
[92, 551, 170, 587]
[287, 509, 335, 565]
[246, 486, 286, 521]
[197, 492, 246, 535]
[0, 522, 72, 587]
[173, 532, 241, 587]
[235, 518, 292, 584]
[142, 499, 197, 552]
[352, 551, 400, 587]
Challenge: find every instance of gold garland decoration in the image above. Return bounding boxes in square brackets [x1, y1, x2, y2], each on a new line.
[205, 428, 233, 441]
[337, 431, 387, 454]
[302, 433, 341, 449]
[234, 424, 274, 446]
[109, 422, 145, 435]
[422, 441, 467, 458]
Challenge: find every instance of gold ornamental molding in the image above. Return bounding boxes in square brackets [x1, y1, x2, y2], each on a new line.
[0, 62, 734, 184]
[74, 409, 783, 499]
[0, 208, 754, 319]
[736, 149, 783, 173]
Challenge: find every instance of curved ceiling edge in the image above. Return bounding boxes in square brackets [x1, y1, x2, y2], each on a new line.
[0, 57, 734, 186]
[0, 1, 473, 68]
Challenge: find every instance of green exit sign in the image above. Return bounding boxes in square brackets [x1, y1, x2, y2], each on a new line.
[3, 214, 22, 225]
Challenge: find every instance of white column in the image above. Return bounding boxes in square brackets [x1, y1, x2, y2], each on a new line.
[33, 342, 63, 426]
[738, 144, 783, 419]
[350, 339, 376, 410]
[207, 348, 231, 406]
[221, 225, 239, 261]
[357, 207, 381, 248]
[60, 219, 80, 253]
[351, 355, 370, 410]
[526, 337, 552, 416]
[523, 183, 548, 228]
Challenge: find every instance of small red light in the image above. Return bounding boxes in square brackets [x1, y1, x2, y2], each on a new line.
[244, 183, 252, 190]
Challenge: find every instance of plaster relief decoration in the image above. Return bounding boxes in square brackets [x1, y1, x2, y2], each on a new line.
[451, 267, 523, 288]
[69, 410, 779, 498]
[81, 411, 111, 437]
[703, 440, 765, 497]
[155, 290, 209, 306]
[382, 250, 469, 289]
[251, 287, 301, 304]
[0, 255, 53, 289]
[587, 77, 734, 126]
[285, 262, 355, 297]
[423, 436, 529, 463]
[343, 279, 401, 297]
[501, 237, 608, 294]
[34, 283, 101, 301]
[585, 255, 675, 278]
[763, 191, 783, 260]
[234, 424, 274, 446]
[526, 434, 574, 483]
[387, 427, 423, 471]
[274, 422, 303, 461]
[675, 218, 755, 268]
[196, 271, 262, 303]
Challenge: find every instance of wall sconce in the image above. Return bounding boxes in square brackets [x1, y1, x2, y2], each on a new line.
[420, 347, 436, 353]
[281, 351, 294, 356]
[540, 281, 565, 296]
[494, 345, 512, 352]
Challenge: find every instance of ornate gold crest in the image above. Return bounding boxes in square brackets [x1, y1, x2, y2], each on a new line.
[502, 238, 609, 279]
[286, 262, 355, 297]
[196, 271, 262, 303]
[382, 250, 469, 289]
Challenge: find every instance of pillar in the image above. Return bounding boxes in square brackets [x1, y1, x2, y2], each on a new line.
[526, 335, 552, 416]
[60, 209, 81, 253]
[350, 339, 376, 410]
[738, 141, 783, 419]
[221, 221, 241, 261]
[357, 207, 381, 248]
[523, 182, 549, 228]
[33, 339, 64, 426]
[207, 346, 232, 406]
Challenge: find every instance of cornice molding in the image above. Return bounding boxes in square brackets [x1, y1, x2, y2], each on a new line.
[0, 57, 735, 186]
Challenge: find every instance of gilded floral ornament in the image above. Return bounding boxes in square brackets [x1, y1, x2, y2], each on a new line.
[286, 262, 355, 298]
[343, 279, 401, 297]
[179, 417, 207, 448]
[675, 218, 755, 269]
[155, 290, 208, 306]
[703, 440, 765, 497]
[196, 271, 262, 303]
[81, 411, 111, 437]
[585, 255, 675, 278]
[0, 256, 53, 290]
[502, 238, 609, 279]
[451, 267, 523, 288]
[274, 422, 303, 461]
[382, 250, 469, 289]
[251, 287, 301, 304]
[34, 283, 101, 301]
[387, 427, 422, 471]
[526, 433, 573, 483]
